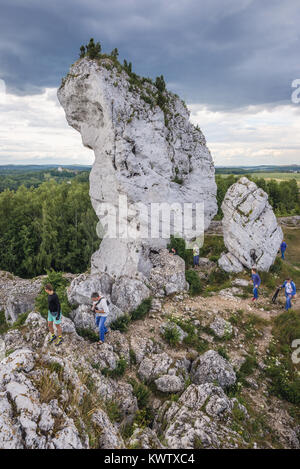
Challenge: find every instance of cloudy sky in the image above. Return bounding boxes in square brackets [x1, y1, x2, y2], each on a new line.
[0, 0, 299, 166]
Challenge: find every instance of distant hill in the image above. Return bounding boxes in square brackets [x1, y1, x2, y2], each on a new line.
[215, 165, 300, 174]
[0, 164, 92, 173]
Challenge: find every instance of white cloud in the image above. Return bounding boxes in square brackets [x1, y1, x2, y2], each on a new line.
[189, 102, 300, 166]
[0, 87, 93, 165]
[0, 85, 299, 167]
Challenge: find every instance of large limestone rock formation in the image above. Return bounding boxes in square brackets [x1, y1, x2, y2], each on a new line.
[58, 56, 217, 311]
[218, 177, 283, 272]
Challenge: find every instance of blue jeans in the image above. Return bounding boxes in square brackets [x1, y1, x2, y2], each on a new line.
[281, 250, 286, 259]
[193, 255, 199, 266]
[285, 295, 293, 310]
[253, 287, 258, 299]
[95, 316, 107, 342]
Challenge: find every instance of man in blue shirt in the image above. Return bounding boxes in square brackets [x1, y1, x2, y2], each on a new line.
[280, 240, 287, 259]
[251, 268, 261, 302]
[280, 278, 296, 310]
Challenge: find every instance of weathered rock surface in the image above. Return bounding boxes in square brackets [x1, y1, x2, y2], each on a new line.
[138, 352, 190, 385]
[190, 350, 236, 389]
[219, 177, 283, 272]
[210, 317, 233, 338]
[0, 271, 43, 323]
[58, 56, 217, 312]
[128, 427, 165, 449]
[0, 312, 134, 449]
[154, 383, 248, 448]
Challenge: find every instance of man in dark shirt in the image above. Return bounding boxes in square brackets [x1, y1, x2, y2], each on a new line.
[45, 283, 63, 346]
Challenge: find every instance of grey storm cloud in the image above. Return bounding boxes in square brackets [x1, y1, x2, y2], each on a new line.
[0, 0, 300, 108]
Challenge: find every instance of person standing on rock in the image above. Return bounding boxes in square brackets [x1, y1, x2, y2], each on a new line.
[91, 292, 110, 345]
[280, 278, 296, 310]
[251, 268, 261, 302]
[193, 244, 200, 267]
[280, 240, 287, 259]
[45, 284, 63, 346]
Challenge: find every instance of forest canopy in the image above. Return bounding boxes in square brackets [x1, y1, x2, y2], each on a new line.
[0, 178, 99, 278]
[0, 168, 298, 278]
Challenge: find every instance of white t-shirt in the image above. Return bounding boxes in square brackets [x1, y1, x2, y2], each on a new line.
[193, 246, 199, 256]
[285, 282, 293, 294]
[94, 298, 110, 317]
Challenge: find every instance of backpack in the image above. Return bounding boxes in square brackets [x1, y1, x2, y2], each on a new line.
[96, 297, 110, 307]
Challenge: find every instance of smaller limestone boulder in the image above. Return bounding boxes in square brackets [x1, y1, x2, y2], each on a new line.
[111, 276, 150, 312]
[210, 317, 233, 338]
[232, 278, 250, 287]
[148, 249, 188, 296]
[191, 350, 236, 389]
[92, 410, 125, 449]
[138, 352, 189, 384]
[219, 177, 283, 272]
[128, 427, 165, 449]
[218, 252, 244, 273]
[154, 374, 185, 393]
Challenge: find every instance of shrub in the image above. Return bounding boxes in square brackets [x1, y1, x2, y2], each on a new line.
[130, 297, 152, 321]
[217, 346, 230, 361]
[11, 312, 29, 329]
[128, 379, 151, 408]
[167, 235, 193, 266]
[129, 349, 137, 365]
[270, 257, 283, 275]
[106, 400, 122, 423]
[102, 358, 128, 379]
[238, 355, 257, 380]
[163, 324, 181, 347]
[208, 268, 230, 286]
[265, 310, 300, 405]
[35, 270, 72, 319]
[134, 408, 154, 428]
[0, 310, 9, 335]
[110, 314, 131, 332]
[76, 327, 99, 343]
[200, 235, 226, 260]
[185, 270, 202, 296]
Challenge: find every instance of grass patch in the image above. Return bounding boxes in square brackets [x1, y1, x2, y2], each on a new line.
[110, 298, 152, 333]
[162, 323, 181, 347]
[185, 270, 203, 296]
[265, 310, 300, 405]
[130, 297, 152, 321]
[102, 358, 128, 379]
[0, 310, 9, 335]
[128, 378, 151, 408]
[76, 327, 99, 343]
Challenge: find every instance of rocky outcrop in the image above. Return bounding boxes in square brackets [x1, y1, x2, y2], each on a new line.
[0, 271, 43, 323]
[0, 312, 135, 449]
[209, 317, 233, 338]
[154, 383, 248, 448]
[138, 352, 190, 391]
[58, 56, 217, 312]
[190, 350, 236, 389]
[219, 177, 283, 272]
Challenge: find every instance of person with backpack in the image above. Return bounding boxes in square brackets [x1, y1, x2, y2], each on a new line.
[280, 278, 296, 310]
[193, 244, 200, 267]
[280, 240, 287, 259]
[91, 292, 110, 344]
[251, 268, 261, 302]
[45, 283, 63, 346]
